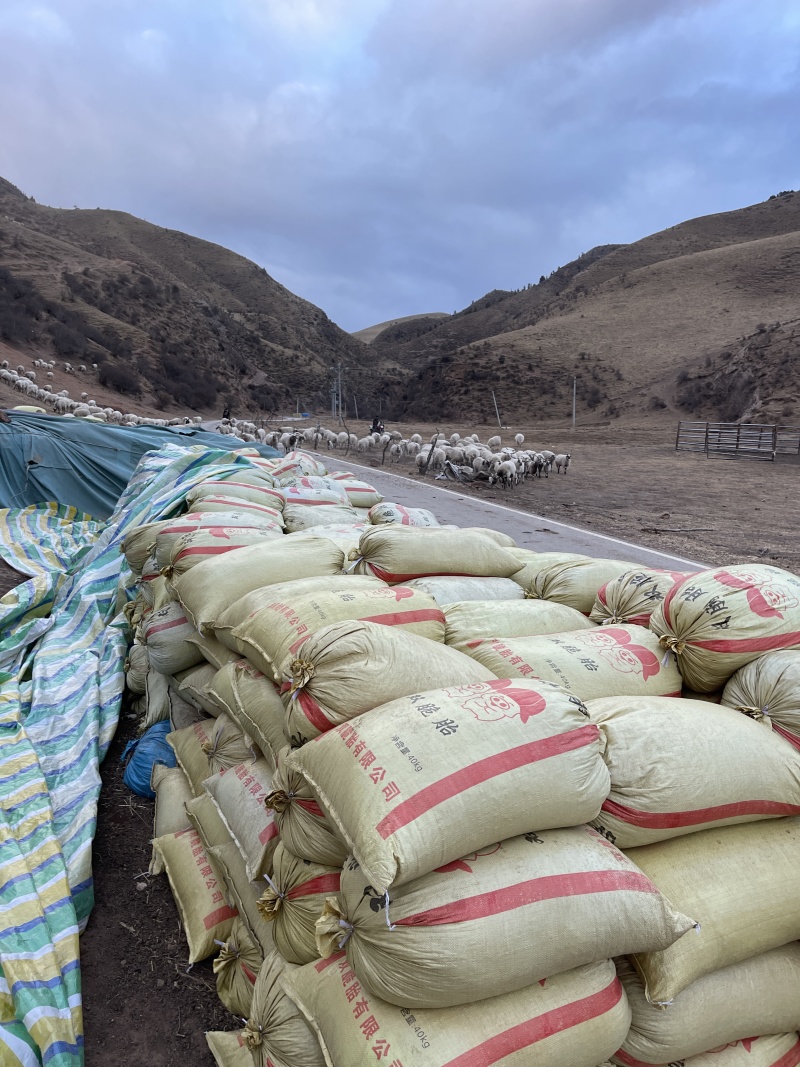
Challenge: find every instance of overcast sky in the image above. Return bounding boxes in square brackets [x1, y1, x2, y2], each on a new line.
[1, 1, 798, 332]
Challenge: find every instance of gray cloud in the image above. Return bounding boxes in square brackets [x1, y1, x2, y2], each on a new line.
[1, 0, 798, 330]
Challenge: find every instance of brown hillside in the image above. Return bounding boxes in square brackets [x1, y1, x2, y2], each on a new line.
[0, 177, 394, 416]
[394, 193, 800, 424]
[353, 312, 450, 344]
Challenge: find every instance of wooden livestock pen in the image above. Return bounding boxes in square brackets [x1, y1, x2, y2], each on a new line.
[675, 421, 800, 462]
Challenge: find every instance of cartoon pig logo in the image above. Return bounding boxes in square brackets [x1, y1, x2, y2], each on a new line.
[715, 570, 799, 620]
[584, 628, 661, 679]
[450, 679, 547, 723]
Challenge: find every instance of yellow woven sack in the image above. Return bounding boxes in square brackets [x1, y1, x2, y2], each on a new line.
[186, 630, 240, 670]
[171, 661, 220, 717]
[143, 600, 205, 675]
[508, 549, 591, 589]
[258, 844, 341, 965]
[628, 816, 800, 1004]
[174, 536, 345, 635]
[283, 504, 360, 533]
[527, 558, 640, 614]
[154, 510, 280, 570]
[721, 649, 800, 751]
[219, 578, 445, 681]
[168, 714, 256, 794]
[203, 758, 279, 881]
[349, 525, 523, 582]
[461, 625, 682, 700]
[149, 763, 194, 875]
[612, 944, 800, 1065]
[242, 950, 325, 1067]
[281, 619, 493, 744]
[288, 677, 609, 892]
[265, 757, 348, 868]
[281, 956, 630, 1067]
[444, 598, 591, 646]
[152, 826, 238, 963]
[405, 575, 525, 605]
[316, 826, 692, 1009]
[591, 567, 688, 627]
[205, 1030, 253, 1067]
[166, 525, 283, 579]
[588, 695, 800, 847]
[649, 564, 800, 693]
[211, 840, 276, 957]
[214, 917, 264, 1018]
[208, 660, 288, 768]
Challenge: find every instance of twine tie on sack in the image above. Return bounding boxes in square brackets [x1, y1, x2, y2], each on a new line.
[264, 789, 290, 813]
[523, 587, 540, 600]
[345, 553, 364, 574]
[243, 1021, 263, 1049]
[735, 704, 771, 723]
[384, 893, 395, 932]
[337, 918, 354, 949]
[659, 635, 684, 666]
[160, 565, 173, 579]
[289, 658, 315, 697]
[263, 872, 284, 900]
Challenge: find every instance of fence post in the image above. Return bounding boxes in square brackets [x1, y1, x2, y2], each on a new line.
[704, 422, 709, 457]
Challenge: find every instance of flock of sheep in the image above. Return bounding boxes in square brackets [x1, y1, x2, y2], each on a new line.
[0, 360, 201, 427]
[214, 420, 572, 489]
[0, 362, 571, 488]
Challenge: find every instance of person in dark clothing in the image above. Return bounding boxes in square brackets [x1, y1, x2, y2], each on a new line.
[222, 404, 231, 420]
[370, 416, 384, 434]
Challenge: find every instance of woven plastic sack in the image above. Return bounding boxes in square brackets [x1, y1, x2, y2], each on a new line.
[206, 1030, 252, 1067]
[138, 668, 175, 733]
[282, 955, 630, 1067]
[174, 536, 345, 635]
[282, 504, 360, 533]
[168, 714, 256, 795]
[138, 552, 162, 607]
[207, 660, 287, 769]
[288, 677, 609, 892]
[214, 917, 264, 1017]
[461, 625, 682, 700]
[721, 649, 800, 751]
[649, 564, 800, 693]
[271, 451, 328, 480]
[349, 525, 522, 581]
[211, 839, 276, 957]
[591, 568, 688, 627]
[265, 758, 348, 868]
[318, 825, 692, 1009]
[203, 758, 279, 881]
[281, 619, 493, 744]
[612, 945, 800, 1066]
[444, 598, 593, 645]
[154, 510, 281, 570]
[122, 519, 171, 575]
[676, 1037, 800, 1067]
[125, 642, 149, 695]
[405, 576, 525, 606]
[281, 480, 349, 506]
[148, 763, 193, 876]
[508, 549, 591, 589]
[188, 495, 285, 524]
[187, 477, 285, 511]
[186, 630, 240, 670]
[121, 719, 176, 798]
[243, 949, 325, 1067]
[526, 558, 640, 614]
[257, 844, 341, 965]
[143, 601, 205, 675]
[171, 661, 221, 716]
[218, 580, 445, 682]
[153, 826, 238, 963]
[588, 695, 800, 848]
[367, 502, 440, 526]
[288, 524, 366, 558]
[323, 475, 383, 509]
[627, 815, 800, 1004]
[166, 525, 284, 579]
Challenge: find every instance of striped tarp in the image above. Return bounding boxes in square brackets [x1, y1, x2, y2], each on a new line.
[0, 443, 270, 1066]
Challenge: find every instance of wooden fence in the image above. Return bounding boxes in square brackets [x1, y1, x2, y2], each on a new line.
[675, 421, 800, 461]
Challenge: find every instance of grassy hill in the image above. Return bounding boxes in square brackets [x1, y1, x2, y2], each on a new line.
[389, 191, 800, 425]
[0, 177, 395, 418]
[352, 312, 450, 345]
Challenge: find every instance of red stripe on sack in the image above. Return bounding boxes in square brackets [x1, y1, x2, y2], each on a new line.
[145, 615, 189, 636]
[773, 723, 800, 752]
[772, 1037, 800, 1067]
[241, 963, 258, 985]
[294, 797, 326, 817]
[360, 609, 446, 628]
[201, 498, 277, 512]
[203, 904, 238, 930]
[693, 631, 800, 654]
[600, 796, 800, 829]
[258, 821, 280, 845]
[441, 976, 624, 1067]
[396, 869, 658, 927]
[297, 688, 336, 734]
[612, 1049, 655, 1067]
[288, 634, 310, 655]
[375, 724, 599, 840]
[175, 545, 247, 560]
[660, 575, 689, 630]
[314, 951, 344, 973]
[284, 497, 343, 506]
[596, 584, 608, 608]
[627, 612, 652, 626]
[287, 873, 341, 900]
[367, 566, 480, 583]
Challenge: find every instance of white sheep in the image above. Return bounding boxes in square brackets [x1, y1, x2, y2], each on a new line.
[554, 453, 571, 474]
[78, 365, 86, 372]
[489, 459, 517, 489]
[46, 371, 54, 380]
[487, 435, 502, 449]
[514, 433, 525, 446]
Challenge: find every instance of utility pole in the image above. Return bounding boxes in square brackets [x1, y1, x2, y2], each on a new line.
[491, 390, 502, 428]
[338, 363, 343, 424]
[572, 376, 577, 431]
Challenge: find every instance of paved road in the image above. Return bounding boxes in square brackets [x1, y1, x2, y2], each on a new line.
[202, 424, 704, 570]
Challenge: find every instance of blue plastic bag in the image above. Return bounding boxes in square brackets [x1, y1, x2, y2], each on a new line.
[121, 720, 176, 798]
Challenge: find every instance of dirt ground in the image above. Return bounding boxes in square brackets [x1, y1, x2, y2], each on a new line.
[3, 409, 799, 1064]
